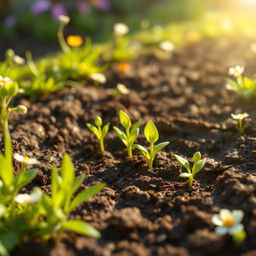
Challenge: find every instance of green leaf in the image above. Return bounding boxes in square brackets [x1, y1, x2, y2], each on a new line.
[144, 120, 159, 143]
[14, 169, 38, 192]
[179, 173, 192, 178]
[61, 154, 74, 188]
[134, 144, 150, 159]
[0, 231, 20, 252]
[119, 110, 131, 129]
[192, 151, 201, 162]
[128, 127, 139, 145]
[102, 123, 110, 137]
[71, 175, 85, 194]
[62, 220, 100, 238]
[131, 119, 141, 133]
[0, 242, 9, 256]
[113, 126, 127, 146]
[154, 141, 169, 153]
[86, 123, 100, 139]
[70, 183, 105, 211]
[51, 166, 59, 200]
[174, 154, 190, 170]
[192, 159, 206, 176]
[94, 116, 102, 127]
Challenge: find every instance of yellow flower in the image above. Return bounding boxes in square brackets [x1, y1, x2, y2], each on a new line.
[0, 76, 12, 87]
[67, 35, 83, 47]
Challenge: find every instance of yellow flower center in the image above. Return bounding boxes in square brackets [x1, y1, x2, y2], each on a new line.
[23, 156, 30, 161]
[223, 217, 235, 228]
[67, 35, 83, 47]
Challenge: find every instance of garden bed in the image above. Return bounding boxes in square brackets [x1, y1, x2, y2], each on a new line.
[9, 36, 256, 256]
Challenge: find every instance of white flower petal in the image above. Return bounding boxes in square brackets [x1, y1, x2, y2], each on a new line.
[14, 153, 24, 162]
[232, 210, 244, 224]
[216, 226, 228, 235]
[220, 209, 232, 220]
[228, 224, 244, 235]
[211, 214, 223, 226]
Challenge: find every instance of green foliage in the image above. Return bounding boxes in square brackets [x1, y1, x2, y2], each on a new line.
[134, 120, 169, 168]
[113, 110, 141, 157]
[226, 76, 256, 99]
[174, 151, 206, 187]
[86, 116, 110, 153]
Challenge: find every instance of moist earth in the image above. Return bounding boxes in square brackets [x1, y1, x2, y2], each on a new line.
[4, 36, 256, 256]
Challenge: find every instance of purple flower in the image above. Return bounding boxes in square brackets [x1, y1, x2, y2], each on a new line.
[96, 0, 110, 11]
[4, 15, 16, 28]
[77, 1, 90, 14]
[31, 0, 51, 15]
[51, 3, 67, 21]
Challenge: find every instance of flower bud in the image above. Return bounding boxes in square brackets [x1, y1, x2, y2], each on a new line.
[59, 15, 70, 25]
[16, 105, 28, 114]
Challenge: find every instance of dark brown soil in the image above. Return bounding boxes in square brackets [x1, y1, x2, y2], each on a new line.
[6, 36, 256, 256]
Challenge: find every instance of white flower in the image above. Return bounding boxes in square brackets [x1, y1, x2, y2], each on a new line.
[15, 190, 42, 204]
[159, 41, 175, 52]
[231, 112, 249, 120]
[212, 209, 244, 235]
[13, 55, 25, 65]
[0, 76, 12, 87]
[117, 83, 130, 95]
[89, 73, 107, 84]
[59, 15, 70, 25]
[228, 65, 244, 77]
[113, 23, 129, 36]
[14, 153, 40, 166]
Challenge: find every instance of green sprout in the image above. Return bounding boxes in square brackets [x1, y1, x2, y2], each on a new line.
[113, 110, 141, 158]
[231, 113, 249, 133]
[86, 116, 110, 153]
[226, 65, 256, 99]
[174, 151, 206, 187]
[134, 120, 169, 169]
[40, 154, 105, 240]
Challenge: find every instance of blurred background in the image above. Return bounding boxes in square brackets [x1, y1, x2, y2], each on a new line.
[1, 0, 256, 56]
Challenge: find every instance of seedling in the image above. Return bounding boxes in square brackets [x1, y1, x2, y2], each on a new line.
[174, 151, 205, 187]
[226, 65, 256, 99]
[134, 120, 169, 169]
[231, 113, 249, 133]
[86, 116, 110, 153]
[113, 110, 141, 157]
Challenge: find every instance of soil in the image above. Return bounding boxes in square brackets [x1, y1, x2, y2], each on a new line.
[4, 35, 256, 255]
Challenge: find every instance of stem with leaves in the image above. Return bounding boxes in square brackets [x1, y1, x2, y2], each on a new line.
[134, 120, 169, 169]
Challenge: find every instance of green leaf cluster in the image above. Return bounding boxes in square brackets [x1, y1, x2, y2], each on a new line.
[134, 120, 169, 169]
[113, 110, 141, 157]
[174, 151, 206, 187]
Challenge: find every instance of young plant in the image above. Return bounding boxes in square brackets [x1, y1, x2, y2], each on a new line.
[226, 65, 256, 99]
[174, 151, 206, 187]
[231, 113, 249, 133]
[113, 110, 141, 158]
[39, 154, 105, 240]
[86, 116, 110, 153]
[134, 120, 169, 169]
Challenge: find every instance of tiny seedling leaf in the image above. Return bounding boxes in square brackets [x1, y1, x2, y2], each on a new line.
[144, 120, 159, 143]
[62, 220, 100, 238]
[179, 173, 192, 178]
[174, 154, 190, 170]
[134, 144, 150, 159]
[94, 116, 102, 127]
[193, 151, 201, 162]
[119, 110, 131, 129]
[70, 183, 105, 211]
[154, 141, 169, 153]
[192, 159, 206, 176]
[86, 123, 100, 139]
[102, 123, 110, 137]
